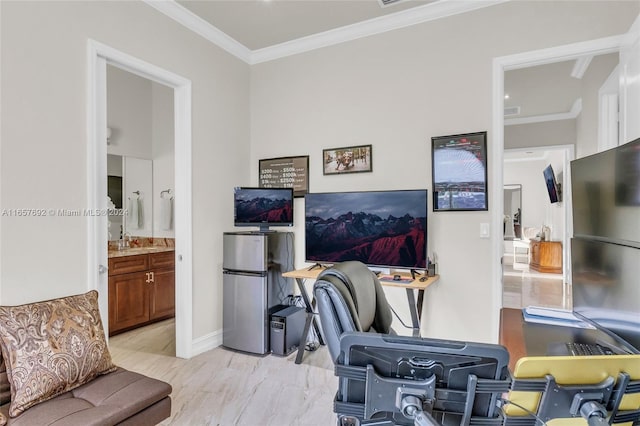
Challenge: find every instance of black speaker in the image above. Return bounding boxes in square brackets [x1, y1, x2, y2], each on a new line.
[270, 306, 305, 356]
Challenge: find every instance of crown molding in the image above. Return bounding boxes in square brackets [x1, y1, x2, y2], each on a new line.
[142, 0, 252, 63]
[144, 0, 508, 65]
[505, 98, 582, 126]
[571, 55, 593, 79]
[251, 0, 509, 64]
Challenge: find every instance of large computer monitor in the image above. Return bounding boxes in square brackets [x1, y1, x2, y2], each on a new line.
[570, 138, 640, 354]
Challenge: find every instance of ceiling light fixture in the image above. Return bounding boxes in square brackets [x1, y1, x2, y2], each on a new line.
[378, 0, 409, 7]
[504, 94, 510, 99]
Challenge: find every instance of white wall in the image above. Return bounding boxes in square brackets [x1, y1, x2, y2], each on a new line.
[151, 82, 175, 238]
[107, 65, 153, 159]
[0, 1, 250, 342]
[577, 53, 619, 158]
[504, 159, 547, 235]
[249, 1, 639, 343]
[505, 120, 576, 150]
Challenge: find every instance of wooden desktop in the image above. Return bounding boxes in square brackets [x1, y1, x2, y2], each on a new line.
[499, 308, 631, 371]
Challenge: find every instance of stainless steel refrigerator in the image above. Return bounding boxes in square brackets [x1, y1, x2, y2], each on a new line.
[222, 231, 294, 354]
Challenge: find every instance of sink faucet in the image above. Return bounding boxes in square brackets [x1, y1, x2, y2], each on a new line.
[119, 232, 132, 250]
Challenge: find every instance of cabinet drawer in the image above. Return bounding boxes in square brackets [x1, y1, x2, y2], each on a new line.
[109, 254, 149, 275]
[149, 251, 175, 269]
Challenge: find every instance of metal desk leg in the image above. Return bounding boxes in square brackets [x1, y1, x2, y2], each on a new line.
[295, 277, 324, 344]
[295, 312, 314, 364]
[294, 277, 325, 364]
[405, 288, 422, 337]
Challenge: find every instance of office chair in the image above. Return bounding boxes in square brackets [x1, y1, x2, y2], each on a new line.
[314, 262, 640, 426]
[313, 261, 511, 426]
[313, 261, 394, 362]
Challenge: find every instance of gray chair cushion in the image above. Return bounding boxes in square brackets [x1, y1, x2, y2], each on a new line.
[314, 261, 393, 362]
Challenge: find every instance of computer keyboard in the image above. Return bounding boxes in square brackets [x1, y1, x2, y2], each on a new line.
[566, 342, 615, 356]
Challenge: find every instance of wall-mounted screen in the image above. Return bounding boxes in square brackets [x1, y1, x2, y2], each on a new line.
[234, 187, 294, 231]
[543, 164, 561, 203]
[305, 190, 427, 269]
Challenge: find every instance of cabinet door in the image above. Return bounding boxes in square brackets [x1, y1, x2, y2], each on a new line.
[149, 251, 175, 269]
[109, 271, 150, 335]
[149, 268, 175, 321]
[108, 254, 149, 275]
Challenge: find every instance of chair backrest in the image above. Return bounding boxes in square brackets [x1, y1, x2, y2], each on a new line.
[313, 261, 393, 362]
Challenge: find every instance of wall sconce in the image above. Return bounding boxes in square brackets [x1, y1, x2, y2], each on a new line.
[106, 127, 112, 145]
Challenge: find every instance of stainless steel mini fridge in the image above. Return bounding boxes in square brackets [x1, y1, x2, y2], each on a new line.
[222, 231, 294, 354]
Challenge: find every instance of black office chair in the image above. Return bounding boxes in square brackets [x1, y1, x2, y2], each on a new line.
[313, 261, 394, 362]
[313, 261, 511, 426]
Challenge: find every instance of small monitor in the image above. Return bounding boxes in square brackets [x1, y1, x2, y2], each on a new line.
[233, 187, 293, 231]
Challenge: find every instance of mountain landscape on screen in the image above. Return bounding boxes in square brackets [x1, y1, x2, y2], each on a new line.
[236, 196, 292, 223]
[306, 211, 426, 267]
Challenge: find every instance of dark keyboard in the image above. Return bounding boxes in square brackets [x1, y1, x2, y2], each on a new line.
[566, 342, 615, 356]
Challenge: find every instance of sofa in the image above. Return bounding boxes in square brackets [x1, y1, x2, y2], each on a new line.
[0, 291, 172, 425]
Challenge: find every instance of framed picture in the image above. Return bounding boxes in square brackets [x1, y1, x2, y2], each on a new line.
[259, 155, 309, 197]
[323, 144, 372, 175]
[431, 131, 488, 211]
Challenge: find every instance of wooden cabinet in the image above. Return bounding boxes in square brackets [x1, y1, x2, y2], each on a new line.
[108, 251, 175, 336]
[529, 240, 562, 274]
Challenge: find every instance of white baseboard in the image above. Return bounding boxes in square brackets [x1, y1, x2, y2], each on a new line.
[191, 328, 222, 357]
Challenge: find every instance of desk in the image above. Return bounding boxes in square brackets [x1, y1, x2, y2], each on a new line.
[499, 308, 630, 372]
[283, 267, 440, 364]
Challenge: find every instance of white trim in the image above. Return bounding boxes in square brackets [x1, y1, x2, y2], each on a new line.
[143, 0, 508, 65]
[492, 34, 625, 343]
[499, 35, 624, 71]
[598, 65, 620, 152]
[505, 98, 582, 126]
[191, 329, 223, 357]
[251, 0, 508, 64]
[570, 55, 593, 79]
[88, 40, 194, 359]
[490, 59, 504, 343]
[142, 0, 252, 63]
[87, 46, 109, 331]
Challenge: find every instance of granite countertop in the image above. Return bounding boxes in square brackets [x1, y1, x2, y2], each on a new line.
[108, 246, 175, 258]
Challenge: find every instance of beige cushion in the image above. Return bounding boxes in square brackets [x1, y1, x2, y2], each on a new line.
[0, 290, 116, 417]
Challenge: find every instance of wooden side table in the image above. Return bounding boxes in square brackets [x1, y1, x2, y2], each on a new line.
[529, 240, 562, 273]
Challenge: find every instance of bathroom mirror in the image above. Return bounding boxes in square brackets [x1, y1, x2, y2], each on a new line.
[503, 184, 522, 239]
[108, 154, 153, 240]
[106, 64, 175, 242]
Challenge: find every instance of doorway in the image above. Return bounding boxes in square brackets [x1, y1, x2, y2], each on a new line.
[501, 145, 573, 310]
[490, 36, 624, 337]
[88, 40, 194, 359]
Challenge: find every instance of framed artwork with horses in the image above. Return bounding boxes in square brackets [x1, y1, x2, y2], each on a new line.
[322, 144, 372, 175]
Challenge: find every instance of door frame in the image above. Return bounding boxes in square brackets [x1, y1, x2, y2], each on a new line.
[87, 40, 193, 358]
[490, 34, 625, 339]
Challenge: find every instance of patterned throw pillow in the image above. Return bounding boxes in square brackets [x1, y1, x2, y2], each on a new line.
[0, 290, 116, 417]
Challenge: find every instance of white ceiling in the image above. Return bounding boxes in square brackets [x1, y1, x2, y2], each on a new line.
[177, 0, 434, 51]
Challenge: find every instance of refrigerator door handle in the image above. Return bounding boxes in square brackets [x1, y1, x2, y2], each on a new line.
[223, 270, 267, 278]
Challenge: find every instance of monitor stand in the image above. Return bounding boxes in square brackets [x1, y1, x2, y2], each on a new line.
[410, 269, 425, 280]
[307, 263, 326, 271]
